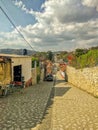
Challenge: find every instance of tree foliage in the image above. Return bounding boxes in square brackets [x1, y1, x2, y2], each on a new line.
[71, 49, 98, 68]
[47, 51, 53, 61]
[32, 57, 39, 68]
[75, 48, 88, 57]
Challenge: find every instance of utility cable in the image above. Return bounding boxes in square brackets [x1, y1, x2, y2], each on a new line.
[0, 6, 35, 51]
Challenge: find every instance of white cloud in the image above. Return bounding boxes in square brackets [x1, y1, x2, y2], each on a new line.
[13, 0, 35, 15]
[41, 0, 97, 24]
[0, 0, 98, 51]
[14, 0, 23, 8]
[82, 0, 98, 11]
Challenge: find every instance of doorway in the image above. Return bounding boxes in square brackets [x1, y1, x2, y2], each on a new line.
[13, 65, 22, 81]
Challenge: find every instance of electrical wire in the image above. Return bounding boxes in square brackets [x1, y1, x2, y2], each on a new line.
[0, 5, 35, 51]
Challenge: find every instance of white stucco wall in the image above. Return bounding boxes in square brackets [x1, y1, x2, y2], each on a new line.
[11, 56, 32, 82]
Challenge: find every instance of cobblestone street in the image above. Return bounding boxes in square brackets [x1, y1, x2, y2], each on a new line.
[52, 82, 98, 130]
[1, 81, 98, 130]
[0, 0, 98, 129]
[35, 82, 98, 130]
[0, 82, 53, 130]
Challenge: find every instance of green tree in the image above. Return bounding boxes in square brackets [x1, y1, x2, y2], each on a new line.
[47, 51, 53, 61]
[32, 57, 39, 68]
[75, 48, 88, 57]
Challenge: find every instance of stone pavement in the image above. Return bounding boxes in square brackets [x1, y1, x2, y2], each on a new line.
[1, 81, 98, 130]
[0, 82, 53, 130]
[34, 85, 54, 130]
[52, 82, 98, 130]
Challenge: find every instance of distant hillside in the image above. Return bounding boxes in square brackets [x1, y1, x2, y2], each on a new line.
[0, 49, 36, 55]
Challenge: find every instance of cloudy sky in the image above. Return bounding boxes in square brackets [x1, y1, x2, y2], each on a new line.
[0, 0, 98, 51]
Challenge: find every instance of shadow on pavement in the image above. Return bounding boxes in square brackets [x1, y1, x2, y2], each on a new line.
[55, 87, 71, 96]
[36, 86, 71, 130]
[37, 86, 54, 130]
[42, 86, 54, 118]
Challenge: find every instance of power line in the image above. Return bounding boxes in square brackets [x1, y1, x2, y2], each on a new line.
[0, 5, 35, 50]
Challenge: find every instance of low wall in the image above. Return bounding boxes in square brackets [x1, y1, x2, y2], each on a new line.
[31, 68, 37, 85]
[40, 68, 44, 82]
[66, 66, 98, 97]
[31, 68, 45, 85]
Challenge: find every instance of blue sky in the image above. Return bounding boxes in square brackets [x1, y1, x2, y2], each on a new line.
[0, 0, 45, 31]
[0, 0, 98, 51]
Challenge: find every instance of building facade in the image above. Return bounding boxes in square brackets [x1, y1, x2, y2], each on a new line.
[0, 54, 32, 87]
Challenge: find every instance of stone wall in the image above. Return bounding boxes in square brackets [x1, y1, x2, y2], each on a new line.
[66, 66, 98, 97]
[40, 68, 44, 82]
[31, 68, 37, 85]
[31, 68, 45, 85]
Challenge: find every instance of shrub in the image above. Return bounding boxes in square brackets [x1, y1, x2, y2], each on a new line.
[32, 57, 39, 68]
[70, 49, 98, 69]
